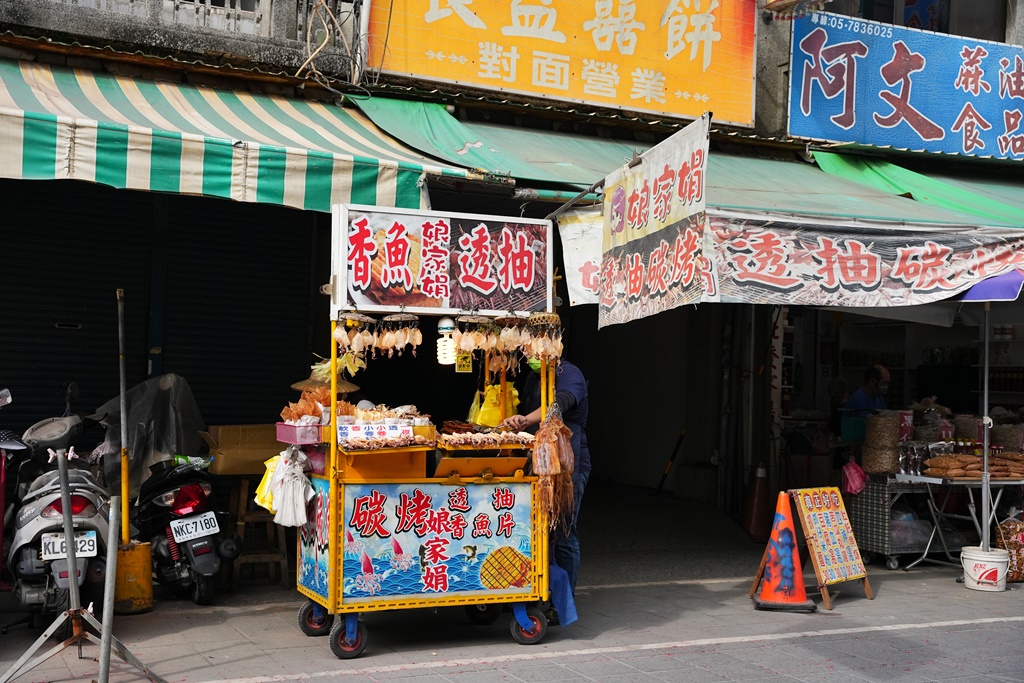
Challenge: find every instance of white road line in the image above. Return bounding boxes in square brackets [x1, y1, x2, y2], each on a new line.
[199, 615, 1024, 683]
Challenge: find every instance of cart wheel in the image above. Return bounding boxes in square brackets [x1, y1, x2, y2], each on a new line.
[465, 604, 502, 626]
[861, 551, 876, 565]
[509, 607, 547, 645]
[329, 619, 368, 659]
[297, 600, 334, 637]
[886, 556, 900, 570]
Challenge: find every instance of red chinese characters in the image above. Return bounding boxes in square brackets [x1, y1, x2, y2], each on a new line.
[874, 41, 944, 141]
[599, 257, 620, 307]
[651, 164, 676, 223]
[891, 241, 958, 292]
[496, 229, 536, 294]
[497, 512, 515, 538]
[728, 233, 802, 292]
[394, 489, 433, 537]
[954, 45, 991, 96]
[472, 513, 492, 538]
[998, 55, 1024, 99]
[971, 245, 1024, 278]
[447, 487, 471, 513]
[347, 216, 378, 292]
[998, 110, 1024, 157]
[626, 179, 651, 230]
[449, 513, 467, 540]
[492, 487, 516, 511]
[456, 224, 498, 295]
[646, 239, 671, 296]
[578, 260, 600, 295]
[422, 537, 450, 565]
[422, 564, 449, 592]
[952, 103, 992, 154]
[799, 27, 869, 130]
[349, 490, 390, 538]
[670, 227, 700, 288]
[381, 221, 413, 290]
[418, 219, 451, 299]
[677, 150, 705, 206]
[810, 238, 882, 292]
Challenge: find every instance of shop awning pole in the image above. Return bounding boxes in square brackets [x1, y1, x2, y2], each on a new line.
[982, 302, 991, 552]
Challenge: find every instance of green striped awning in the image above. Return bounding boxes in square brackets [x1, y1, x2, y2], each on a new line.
[0, 59, 469, 210]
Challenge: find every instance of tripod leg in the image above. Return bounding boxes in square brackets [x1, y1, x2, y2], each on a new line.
[0, 614, 72, 683]
[80, 618, 170, 683]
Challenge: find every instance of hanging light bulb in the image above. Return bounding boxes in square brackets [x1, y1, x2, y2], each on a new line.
[437, 336, 457, 365]
[437, 317, 457, 365]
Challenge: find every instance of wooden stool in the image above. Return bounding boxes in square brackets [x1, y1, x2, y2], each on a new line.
[230, 477, 290, 589]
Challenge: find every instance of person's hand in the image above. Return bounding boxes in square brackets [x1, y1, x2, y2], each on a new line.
[501, 415, 527, 430]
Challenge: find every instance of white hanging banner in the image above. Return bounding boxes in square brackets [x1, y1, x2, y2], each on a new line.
[557, 206, 602, 307]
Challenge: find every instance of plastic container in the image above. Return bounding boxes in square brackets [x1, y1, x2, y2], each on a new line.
[961, 546, 1009, 592]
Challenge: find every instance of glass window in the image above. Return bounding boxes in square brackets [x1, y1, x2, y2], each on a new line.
[830, 0, 1006, 43]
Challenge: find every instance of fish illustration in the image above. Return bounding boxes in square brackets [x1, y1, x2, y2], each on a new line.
[463, 545, 478, 561]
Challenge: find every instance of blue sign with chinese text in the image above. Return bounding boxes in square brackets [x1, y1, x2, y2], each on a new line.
[789, 12, 1024, 159]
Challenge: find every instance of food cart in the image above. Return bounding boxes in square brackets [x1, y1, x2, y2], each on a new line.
[291, 204, 562, 658]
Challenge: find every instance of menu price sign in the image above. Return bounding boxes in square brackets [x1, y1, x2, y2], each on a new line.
[338, 424, 414, 440]
[791, 487, 873, 609]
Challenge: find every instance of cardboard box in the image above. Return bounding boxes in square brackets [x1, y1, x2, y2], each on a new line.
[201, 424, 283, 476]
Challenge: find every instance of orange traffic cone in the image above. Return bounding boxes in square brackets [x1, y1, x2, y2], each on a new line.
[752, 492, 817, 613]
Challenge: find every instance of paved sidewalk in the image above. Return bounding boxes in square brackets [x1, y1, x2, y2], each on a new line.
[4, 564, 1024, 683]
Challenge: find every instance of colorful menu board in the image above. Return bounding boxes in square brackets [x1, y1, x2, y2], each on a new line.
[791, 487, 866, 586]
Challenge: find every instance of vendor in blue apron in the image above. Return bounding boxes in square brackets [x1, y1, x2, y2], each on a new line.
[500, 358, 590, 595]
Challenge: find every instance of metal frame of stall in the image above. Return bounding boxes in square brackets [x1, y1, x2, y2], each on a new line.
[292, 204, 559, 658]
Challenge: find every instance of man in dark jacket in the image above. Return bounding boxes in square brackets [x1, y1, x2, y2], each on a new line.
[501, 359, 590, 594]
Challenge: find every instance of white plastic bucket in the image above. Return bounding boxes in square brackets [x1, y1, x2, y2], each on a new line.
[961, 546, 1009, 592]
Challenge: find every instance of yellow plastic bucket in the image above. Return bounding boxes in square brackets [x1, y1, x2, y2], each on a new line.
[114, 542, 154, 614]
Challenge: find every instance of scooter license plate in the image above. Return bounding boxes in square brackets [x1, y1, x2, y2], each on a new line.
[170, 511, 220, 543]
[41, 530, 98, 561]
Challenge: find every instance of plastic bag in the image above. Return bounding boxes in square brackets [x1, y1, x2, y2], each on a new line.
[995, 516, 1024, 582]
[475, 384, 520, 428]
[842, 458, 868, 495]
[467, 390, 482, 423]
[254, 455, 280, 513]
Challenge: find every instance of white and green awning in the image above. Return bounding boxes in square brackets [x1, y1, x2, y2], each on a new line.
[0, 59, 469, 210]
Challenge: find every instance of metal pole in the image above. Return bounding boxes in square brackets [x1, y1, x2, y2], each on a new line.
[982, 303, 991, 552]
[117, 289, 130, 545]
[55, 450, 82, 612]
[98, 496, 120, 683]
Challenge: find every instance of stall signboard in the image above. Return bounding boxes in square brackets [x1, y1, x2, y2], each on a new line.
[333, 205, 552, 317]
[562, 210, 1024, 309]
[599, 115, 710, 328]
[791, 487, 866, 586]
[298, 476, 331, 601]
[367, 1, 757, 127]
[705, 214, 1024, 307]
[789, 12, 1024, 160]
[341, 483, 534, 602]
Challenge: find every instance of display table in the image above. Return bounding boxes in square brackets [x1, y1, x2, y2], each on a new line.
[894, 473, 1024, 569]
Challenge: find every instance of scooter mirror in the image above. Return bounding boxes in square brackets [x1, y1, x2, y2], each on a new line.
[0, 388, 11, 407]
[66, 382, 81, 403]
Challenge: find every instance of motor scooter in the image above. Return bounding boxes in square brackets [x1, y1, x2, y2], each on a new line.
[2, 383, 111, 636]
[133, 459, 239, 605]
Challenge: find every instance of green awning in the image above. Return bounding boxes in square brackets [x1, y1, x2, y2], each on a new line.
[814, 152, 1024, 226]
[0, 59, 469, 210]
[356, 97, 642, 186]
[357, 96, 1006, 228]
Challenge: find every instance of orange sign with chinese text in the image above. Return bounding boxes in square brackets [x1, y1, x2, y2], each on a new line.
[368, 0, 756, 127]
